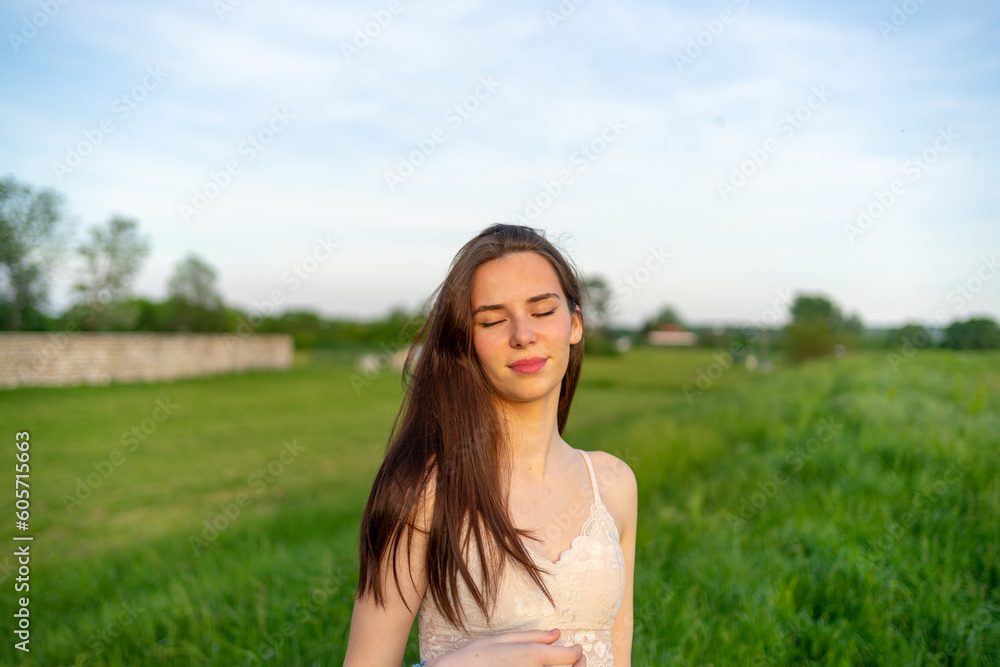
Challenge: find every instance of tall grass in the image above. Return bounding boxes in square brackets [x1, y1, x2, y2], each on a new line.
[0, 347, 996, 665]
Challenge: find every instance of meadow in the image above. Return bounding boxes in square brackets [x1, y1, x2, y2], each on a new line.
[0, 345, 997, 666]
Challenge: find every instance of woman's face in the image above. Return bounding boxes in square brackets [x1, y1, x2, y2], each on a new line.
[471, 251, 583, 405]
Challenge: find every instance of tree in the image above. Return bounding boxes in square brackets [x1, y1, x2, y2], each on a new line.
[942, 317, 1000, 349]
[70, 216, 151, 331]
[640, 305, 683, 334]
[168, 254, 223, 310]
[581, 275, 612, 332]
[885, 323, 932, 350]
[0, 175, 72, 330]
[166, 254, 228, 331]
[578, 275, 620, 355]
[783, 293, 862, 362]
[790, 295, 842, 324]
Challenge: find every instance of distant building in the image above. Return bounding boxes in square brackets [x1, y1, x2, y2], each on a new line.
[355, 344, 418, 375]
[646, 323, 698, 347]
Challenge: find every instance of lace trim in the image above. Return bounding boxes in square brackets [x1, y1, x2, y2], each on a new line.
[528, 500, 603, 565]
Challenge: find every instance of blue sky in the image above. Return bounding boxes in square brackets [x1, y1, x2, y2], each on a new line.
[2, 0, 998, 328]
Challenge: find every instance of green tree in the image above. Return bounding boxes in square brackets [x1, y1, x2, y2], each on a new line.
[70, 216, 151, 331]
[579, 275, 619, 355]
[641, 305, 683, 335]
[783, 294, 862, 362]
[790, 295, 842, 324]
[0, 175, 73, 330]
[942, 317, 1000, 349]
[131, 297, 175, 331]
[168, 254, 223, 309]
[581, 275, 612, 332]
[165, 254, 228, 331]
[885, 323, 932, 350]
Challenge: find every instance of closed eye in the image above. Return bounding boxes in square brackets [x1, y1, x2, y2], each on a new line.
[480, 309, 557, 328]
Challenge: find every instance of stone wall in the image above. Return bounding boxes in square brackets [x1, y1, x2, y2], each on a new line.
[0, 332, 294, 389]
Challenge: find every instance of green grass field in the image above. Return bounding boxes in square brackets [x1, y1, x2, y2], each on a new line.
[0, 346, 997, 666]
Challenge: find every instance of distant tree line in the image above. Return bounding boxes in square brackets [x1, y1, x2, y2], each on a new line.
[630, 296, 1000, 362]
[2, 175, 998, 356]
[0, 174, 426, 346]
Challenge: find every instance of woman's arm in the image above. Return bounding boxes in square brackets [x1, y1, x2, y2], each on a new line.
[343, 481, 434, 667]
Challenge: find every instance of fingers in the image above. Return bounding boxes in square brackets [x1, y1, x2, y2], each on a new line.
[466, 628, 585, 666]
[535, 641, 583, 666]
[491, 627, 561, 645]
[491, 628, 586, 666]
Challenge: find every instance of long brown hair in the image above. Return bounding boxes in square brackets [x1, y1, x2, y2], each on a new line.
[355, 223, 587, 630]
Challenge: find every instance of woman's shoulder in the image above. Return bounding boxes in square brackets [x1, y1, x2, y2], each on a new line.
[580, 449, 637, 490]
[579, 449, 637, 536]
[413, 464, 438, 534]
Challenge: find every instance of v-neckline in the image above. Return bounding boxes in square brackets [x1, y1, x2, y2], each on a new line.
[514, 448, 600, 566]
[524, 499, 602, 566]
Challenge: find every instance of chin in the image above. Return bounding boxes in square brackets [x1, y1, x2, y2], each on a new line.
[495, 380, 562, 404]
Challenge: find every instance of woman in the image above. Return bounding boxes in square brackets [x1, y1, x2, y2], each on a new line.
[344, 224, 637, 667]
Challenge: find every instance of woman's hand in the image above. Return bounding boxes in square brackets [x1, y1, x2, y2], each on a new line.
[429, 628, 585, 667]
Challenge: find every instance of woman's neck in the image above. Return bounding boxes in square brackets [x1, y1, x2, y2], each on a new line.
[500, 391, 566, 484]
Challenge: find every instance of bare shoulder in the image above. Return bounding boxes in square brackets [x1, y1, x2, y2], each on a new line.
[413, 465, 438, 534]
[585, 450, 637, 537]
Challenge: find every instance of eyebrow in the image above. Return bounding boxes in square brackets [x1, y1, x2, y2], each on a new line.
[473, 292, 560, 315]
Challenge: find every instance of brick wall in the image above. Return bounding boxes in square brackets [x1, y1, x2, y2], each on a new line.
[0, 332, 294, 389]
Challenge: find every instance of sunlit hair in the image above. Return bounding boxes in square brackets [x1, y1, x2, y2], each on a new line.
[355, 223, 587, 630]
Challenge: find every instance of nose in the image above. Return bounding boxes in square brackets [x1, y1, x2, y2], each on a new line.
[510, 312, 537, 348]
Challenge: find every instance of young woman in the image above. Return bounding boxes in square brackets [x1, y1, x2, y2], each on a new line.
[344, 224, 637, 667]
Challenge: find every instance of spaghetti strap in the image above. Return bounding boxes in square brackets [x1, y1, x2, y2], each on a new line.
[577, 449, 603, 506]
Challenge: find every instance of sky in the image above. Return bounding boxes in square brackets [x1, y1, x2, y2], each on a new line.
[2, 0, 998, 329]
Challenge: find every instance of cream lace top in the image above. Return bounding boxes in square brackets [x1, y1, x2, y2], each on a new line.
[417, 449, 627, 667]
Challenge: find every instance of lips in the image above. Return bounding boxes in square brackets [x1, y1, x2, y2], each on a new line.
[509, 357, 547, 373]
